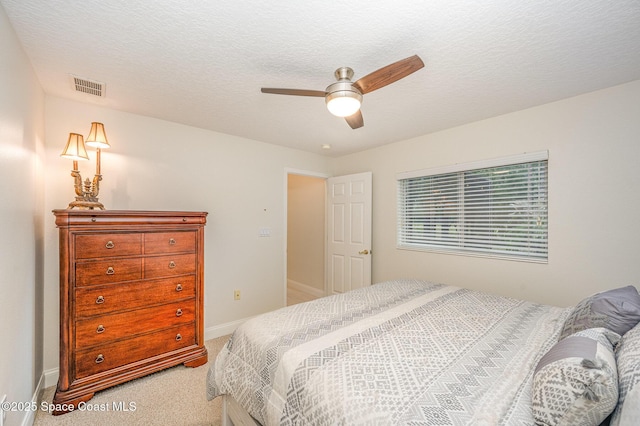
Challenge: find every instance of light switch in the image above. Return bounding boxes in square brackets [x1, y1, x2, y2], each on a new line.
[258, 227, 271, 237]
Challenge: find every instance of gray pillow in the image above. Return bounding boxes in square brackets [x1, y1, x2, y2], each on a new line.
[559, 286, 640, 340]
[532, 328, 619, 426]
[611, 322, 640, 425]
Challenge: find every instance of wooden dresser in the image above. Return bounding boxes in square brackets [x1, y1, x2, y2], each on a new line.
[52, 210, 208, 414]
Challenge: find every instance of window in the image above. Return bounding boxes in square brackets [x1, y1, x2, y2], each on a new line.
[397, 151, 548, 262]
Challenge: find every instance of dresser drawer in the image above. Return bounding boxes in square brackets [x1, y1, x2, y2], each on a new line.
[144, 253, 196, 278]
[75, 233, 142, 259]
[76, 259, 142, 286]
[75, 324, 196, 379]
[144, 231, 196, 254]
[76, 300, 195, 348]
[75, 276, 196, 317]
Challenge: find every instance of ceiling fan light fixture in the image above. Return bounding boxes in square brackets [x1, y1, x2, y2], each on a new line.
[325, 80, 362, 117]
[326, 90, 362, 117]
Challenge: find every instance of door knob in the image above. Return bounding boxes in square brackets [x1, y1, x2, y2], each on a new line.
[359, 249, 370, 255]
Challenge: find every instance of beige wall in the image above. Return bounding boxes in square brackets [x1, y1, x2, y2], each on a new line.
[0, 4, 45, 425]
[42, 97, 331, 372]
[332, 80, 640, 308]
[287, 174, 325, 292]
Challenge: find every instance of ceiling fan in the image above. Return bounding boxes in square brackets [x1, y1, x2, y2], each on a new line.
[261, 55, 424, 129]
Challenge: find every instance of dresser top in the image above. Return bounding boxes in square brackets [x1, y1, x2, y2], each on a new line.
[53, 210, 208, 227]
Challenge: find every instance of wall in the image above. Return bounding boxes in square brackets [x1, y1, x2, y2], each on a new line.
[0, 4, 45, 425]
[287, 174, 325, 293]
[42, 97, 330, 373]
[332, 80, 640, 308]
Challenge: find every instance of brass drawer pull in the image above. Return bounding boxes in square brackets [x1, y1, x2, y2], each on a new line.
[176, 309, 183, 317]
[106, 266, 115, 275]
[105, 241, 115, 249]
[176, 284, 183, 292]
[168, 261, 176, 269]
[96, 296, 105, 304]
[175, 334, 182, 341]
[169, 238, 176, 245]
[96, 325, 105, 333]
[95, 354, 105, 364]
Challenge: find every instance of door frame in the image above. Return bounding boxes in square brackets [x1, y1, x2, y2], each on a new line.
[283, 168, 330, 307]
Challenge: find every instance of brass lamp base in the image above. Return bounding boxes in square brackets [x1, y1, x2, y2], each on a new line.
[67, 173, 105, 209]
[68, 196, 104, 210]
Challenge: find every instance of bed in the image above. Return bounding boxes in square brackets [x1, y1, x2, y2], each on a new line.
[206, 279, 640, 425]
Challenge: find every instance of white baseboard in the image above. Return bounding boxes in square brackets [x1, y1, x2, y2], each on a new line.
[287, 279, 325, 298]
[20, 373, 44, 426]
[43, 367, 59, 390]
[203, 317, 249, 340]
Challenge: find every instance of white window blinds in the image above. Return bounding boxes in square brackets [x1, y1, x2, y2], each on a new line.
[397, 151, 548, 262]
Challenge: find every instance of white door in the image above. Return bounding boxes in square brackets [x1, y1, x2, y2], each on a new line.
[327, 172, 372, 294]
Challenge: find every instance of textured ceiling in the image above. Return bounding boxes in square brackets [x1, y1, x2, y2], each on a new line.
[2, 0, 640, 156]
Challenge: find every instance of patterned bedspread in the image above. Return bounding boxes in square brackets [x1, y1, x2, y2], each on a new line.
[207, 280, 570, 425]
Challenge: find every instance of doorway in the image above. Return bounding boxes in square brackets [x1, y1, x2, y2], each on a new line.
[286, 172, 327, 305]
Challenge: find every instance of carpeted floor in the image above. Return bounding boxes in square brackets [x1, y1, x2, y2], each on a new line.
[34, 335, 230, 426]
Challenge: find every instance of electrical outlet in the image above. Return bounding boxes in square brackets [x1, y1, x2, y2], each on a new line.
[234, 290, 241, 300]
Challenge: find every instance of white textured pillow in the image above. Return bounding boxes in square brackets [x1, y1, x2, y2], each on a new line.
[532, 328, 619, 426]
[611, 322, 640, 426]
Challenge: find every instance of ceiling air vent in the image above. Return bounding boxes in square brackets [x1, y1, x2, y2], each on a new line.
[69, 75, 106, 97]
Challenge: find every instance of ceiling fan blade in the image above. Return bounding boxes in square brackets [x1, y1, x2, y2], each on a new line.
[353, 55, 424, 94]
[261, 88, 326, 97]
[345, 110, 364, 129]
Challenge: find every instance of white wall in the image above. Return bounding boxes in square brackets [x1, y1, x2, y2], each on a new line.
[0, 4, 45, 425]
[287, 174, 325, 292]
[42, 97, 331, 372]
[332, 80, 640, 308]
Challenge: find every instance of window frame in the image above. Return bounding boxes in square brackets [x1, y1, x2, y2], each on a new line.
[396, 151, 548, 263]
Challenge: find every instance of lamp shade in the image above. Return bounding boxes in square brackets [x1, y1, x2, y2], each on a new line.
[60, 133, 89, 160]
[85, 122, 110, 149]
